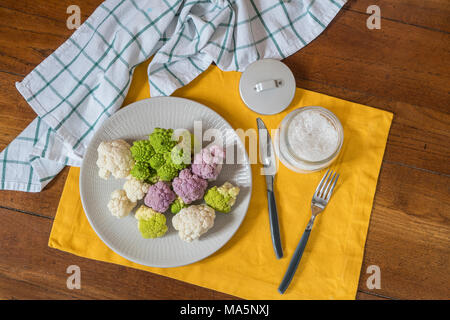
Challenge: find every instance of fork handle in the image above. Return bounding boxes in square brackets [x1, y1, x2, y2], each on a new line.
[268, 190, 283, 259]
[278, 218, 314, 294]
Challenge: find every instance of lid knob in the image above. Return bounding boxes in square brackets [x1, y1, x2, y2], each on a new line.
[254, 79, 282, 92]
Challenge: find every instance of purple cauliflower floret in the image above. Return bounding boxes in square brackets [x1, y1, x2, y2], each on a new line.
[144, 181, 176, 212]
[191, 145, 225, 181]
[172, 168, 208, 204]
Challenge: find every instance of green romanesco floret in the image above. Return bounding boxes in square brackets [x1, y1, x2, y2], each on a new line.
[149, 145, 189, 178]
[135, 205, 168, 238]
[130, 162, 158, 183]
[204, 182, 240, 213]
[157, 163, 179, 181]
[170, 197, 187, 214]
[130, 140, 155, 163]
[148, 153, 166, 170]
[164, 146, 189, 170]
[130, 162, 151, 180]
[149, 128, 177, 153]
[146, 172, 160, 184]
[177, 131, 200, 155]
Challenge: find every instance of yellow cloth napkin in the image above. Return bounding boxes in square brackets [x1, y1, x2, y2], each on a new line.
[49, 60, 393, 300]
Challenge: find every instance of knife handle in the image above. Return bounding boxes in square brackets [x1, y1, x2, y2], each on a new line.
[267, 190, 283, 259]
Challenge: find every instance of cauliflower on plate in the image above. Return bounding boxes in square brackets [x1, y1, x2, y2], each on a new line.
[172, 204, 215, 242]
[172, 168, 207, 204]
[107, 189, 136, 218]
[123, 177, 150, 202]
[175, 129, 197, 155]
[134, 205, 168, 238]
[166, 145, 190, 170]
[144, 127, 192, 181]
[191, 144, 225, 181]
[170, 197, 187, 214]
[96, 140, 134, 179]
[130, 140, 155, 163]
[144, 181, 176, 212]
[148, 153, 166, 170]
[149, 128, 177, 154]
[153, 147, 190, 181]
[156, 162, 179, 182]
[130, 161, 158, 183]
[204, 182, 240, 213]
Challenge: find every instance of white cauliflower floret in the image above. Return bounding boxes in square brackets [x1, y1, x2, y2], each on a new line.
[123, 177, 149, 202]
[96, 139, 134, 179]
[107, 189, 136, 218]
[172, 204, 215, 242]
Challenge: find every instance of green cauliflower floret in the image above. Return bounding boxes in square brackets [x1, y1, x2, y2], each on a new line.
[177, 131, 200, 155]
[135, 205, 168, 239]
[204, 182, 240, 213]
[148, 145, 189, 181]
[130, 140, 155, 163]
[149, 128, 177, 153]
[170, 197, 187, 214]
[130, 162, 158, 183]
[130, 162, 151, 180]
[148, 153, 166, 170]
[146, 171, 160, 184]
[164, 147, 189, 170]
[157, 163, 179, 182]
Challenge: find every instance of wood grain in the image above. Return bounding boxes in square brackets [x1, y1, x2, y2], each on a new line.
[355, 291, 390, 300]
[347, 0, 450, 33]
[286, 10, 450, 112]
[358, 162, 450, 299]
[0, 0, 449, 300]
[284, 6, 450, 173]
[0, 208, 237, 300]
[0, 168, 69, 218]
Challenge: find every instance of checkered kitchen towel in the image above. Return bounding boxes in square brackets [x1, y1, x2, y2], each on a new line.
[1, 0, 345, 192]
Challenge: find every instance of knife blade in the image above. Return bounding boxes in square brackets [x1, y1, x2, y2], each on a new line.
[256, 118, 283, 259]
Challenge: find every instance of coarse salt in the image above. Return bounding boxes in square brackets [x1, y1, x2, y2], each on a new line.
[287, 109, 339, 162]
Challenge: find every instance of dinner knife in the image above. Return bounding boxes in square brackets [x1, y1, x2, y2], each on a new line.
[256, 118, 283, 259]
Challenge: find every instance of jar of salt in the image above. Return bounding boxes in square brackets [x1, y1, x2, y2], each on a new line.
[275, 106, 343, 173]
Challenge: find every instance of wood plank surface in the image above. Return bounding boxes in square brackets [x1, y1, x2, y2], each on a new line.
[347, 0, 450, 33]
[357, 162, 450, 299]
[0, 0, 449, 300]
[0, 208, 237, 299]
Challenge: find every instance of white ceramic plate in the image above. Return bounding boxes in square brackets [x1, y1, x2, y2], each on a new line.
[80, 97, 252, 268]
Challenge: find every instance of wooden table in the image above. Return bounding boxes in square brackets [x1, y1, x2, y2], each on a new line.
[0, 0, 448, 300]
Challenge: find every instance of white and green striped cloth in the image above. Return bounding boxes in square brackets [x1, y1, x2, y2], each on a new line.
[2, 0, 345, 192]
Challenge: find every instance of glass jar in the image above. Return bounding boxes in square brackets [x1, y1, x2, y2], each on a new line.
[274, 106, 344, 173]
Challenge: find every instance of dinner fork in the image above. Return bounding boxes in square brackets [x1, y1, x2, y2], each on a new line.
[278, 169, 340, 294]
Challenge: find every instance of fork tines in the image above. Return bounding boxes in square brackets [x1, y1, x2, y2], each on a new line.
[315, 169, 340, 201]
